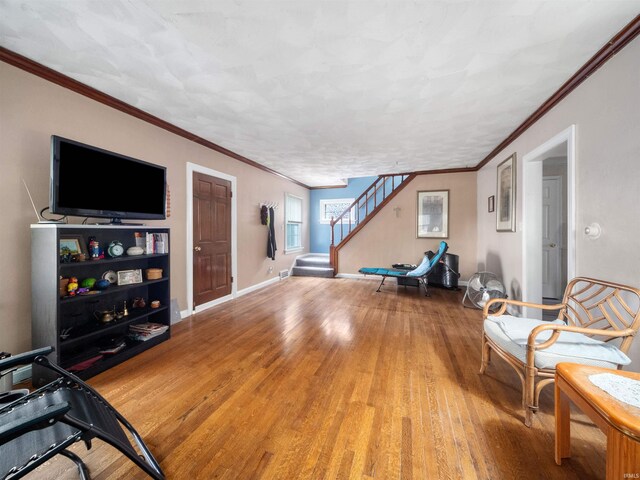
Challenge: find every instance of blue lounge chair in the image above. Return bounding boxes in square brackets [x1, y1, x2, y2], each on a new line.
[359, 241, 449, 296]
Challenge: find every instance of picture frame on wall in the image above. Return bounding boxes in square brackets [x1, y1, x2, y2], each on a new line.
[417, 190, 449, 238]
[488, 195, 495, 213]
[496, 153, 516, 232]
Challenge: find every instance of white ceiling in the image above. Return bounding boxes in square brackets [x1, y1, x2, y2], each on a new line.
[1, 1, 638, 186]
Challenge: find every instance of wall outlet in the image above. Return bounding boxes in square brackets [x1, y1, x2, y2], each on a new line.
[268, 266, 273, 273]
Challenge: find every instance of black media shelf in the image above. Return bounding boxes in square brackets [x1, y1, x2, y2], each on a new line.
[62, 332, 170, 380]
[59, 306, 168, 349]
[59, 253, 169, 270]
[31, 224, 171, 387]
[60, 278, 168, 304]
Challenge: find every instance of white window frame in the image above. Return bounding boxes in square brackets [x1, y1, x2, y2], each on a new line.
[285, 193, 303, 253]
[319, 198, 356, 224]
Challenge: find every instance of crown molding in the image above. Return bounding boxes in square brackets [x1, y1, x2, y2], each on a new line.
[0, 47, 309, 189]
[475, 14, 640, 171]
[2, 14, 638, 184]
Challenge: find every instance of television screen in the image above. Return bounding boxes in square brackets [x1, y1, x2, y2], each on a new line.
[50, 136, 166, 221]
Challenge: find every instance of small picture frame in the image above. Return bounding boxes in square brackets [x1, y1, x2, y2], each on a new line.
[488, 195, 495, 213]
[417, 190, 449, 238]
[60, 235, 86, 256]
[117, 269, 143, 286]
[496, 153, 517, 232]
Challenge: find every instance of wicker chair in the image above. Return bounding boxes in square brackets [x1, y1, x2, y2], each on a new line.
[479, 277, 640, 427]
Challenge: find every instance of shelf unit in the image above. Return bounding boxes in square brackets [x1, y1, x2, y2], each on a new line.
[31, 224, 170, 386]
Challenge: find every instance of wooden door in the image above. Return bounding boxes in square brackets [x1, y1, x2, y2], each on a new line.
[542, 176, 562, 299]
[193, 172, 232, 306]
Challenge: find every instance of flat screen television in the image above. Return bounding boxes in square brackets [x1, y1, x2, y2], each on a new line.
[50, 136, 166, 223]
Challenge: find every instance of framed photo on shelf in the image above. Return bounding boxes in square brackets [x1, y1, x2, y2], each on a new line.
[496, 153, 517, 232]
[59, 235, 86, 256]
[117, 269, 143, 286]
[417, 190, 449, 238]
[488, 195, 495, 213]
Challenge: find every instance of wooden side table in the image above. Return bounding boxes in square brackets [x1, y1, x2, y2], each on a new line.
[555, 363, 640, 478]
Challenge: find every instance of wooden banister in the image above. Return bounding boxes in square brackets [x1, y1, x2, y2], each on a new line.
[329, 173, 416, 273]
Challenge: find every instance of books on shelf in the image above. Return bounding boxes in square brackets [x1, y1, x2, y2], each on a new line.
[129, 322, 169, 342]
[136, 232, 169, 255]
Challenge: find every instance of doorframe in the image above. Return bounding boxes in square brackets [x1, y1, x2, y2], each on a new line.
[521, 125, 576, 318]
[186, 162, 238, 314]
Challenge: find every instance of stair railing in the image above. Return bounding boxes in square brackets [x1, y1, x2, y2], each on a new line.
[329, 173, 415, 272]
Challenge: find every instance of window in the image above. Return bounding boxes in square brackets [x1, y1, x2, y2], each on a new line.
[319, 198, 355, 224]
[285, 193, 303, 252]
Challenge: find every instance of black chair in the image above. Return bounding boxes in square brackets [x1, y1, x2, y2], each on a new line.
[0, 347, 164, 479]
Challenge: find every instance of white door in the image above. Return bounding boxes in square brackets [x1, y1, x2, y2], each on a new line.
[542, 177, 562, 298]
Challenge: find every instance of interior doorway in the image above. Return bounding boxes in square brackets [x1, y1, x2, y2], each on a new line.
[186, 163, 237, 314]
[522, 126, 575, 318]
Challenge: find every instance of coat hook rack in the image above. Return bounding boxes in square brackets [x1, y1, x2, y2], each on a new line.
[259, 202, 278, 209]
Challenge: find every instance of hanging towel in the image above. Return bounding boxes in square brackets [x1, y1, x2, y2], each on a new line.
[267, 207, 277, 260]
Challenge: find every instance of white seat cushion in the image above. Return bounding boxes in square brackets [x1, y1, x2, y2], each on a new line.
[484, 315, 631, 370]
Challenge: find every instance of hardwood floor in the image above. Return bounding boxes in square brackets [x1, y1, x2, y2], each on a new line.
[30, 277, 606, 479]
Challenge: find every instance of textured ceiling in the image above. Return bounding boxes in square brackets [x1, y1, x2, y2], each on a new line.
[1, 1, 638, 186]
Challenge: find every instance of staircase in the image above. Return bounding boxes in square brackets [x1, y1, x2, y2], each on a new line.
[291, 253, 334, 278]
[329, 173, 416, 273]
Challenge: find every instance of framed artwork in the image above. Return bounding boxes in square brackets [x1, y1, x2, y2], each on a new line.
[117, 269, 143, 286]
[417, 190, 449, 238]
[319, 198, 355, 224]
[488, 195, 495, 213]
[496, 153, 517, 232]
[59, 235, 86, 256]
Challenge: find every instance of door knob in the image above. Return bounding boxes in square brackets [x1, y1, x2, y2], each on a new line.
[549, 243, 556, 248]
[194, 246, 202, 252]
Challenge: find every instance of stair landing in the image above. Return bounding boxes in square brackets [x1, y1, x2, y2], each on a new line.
[292, 253, 334, 278]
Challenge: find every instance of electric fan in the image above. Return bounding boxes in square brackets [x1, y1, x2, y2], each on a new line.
[462, 272, 507, 311]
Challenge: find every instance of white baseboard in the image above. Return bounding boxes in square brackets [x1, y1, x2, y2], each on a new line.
[237, 276, 282, 297]
[179, 309, 191, 320]
[194, 293, 235, 314]
[337, 273, 468, 288]
[335, 273, 374, 280]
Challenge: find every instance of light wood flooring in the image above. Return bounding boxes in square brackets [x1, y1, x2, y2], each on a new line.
[31, 277, 607, 479]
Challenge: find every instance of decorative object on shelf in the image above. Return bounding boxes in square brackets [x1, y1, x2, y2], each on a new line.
[150, 300, 160, 309]
[117, 269, 143, 286]
[59, 277, 69, 298]
[102, 270, 117, 284]
[80, 278, 96, 289]
[94, 279, 110, 290]
[496, 153, 517, 232]
[67, 277, 78, 296]
[145, 268, 163, 280]
[60, 235, 86, 260]
[94, 309, 116, 324]
[78, 290, 100, 296]
[132, 297, 146, 309]
[87, 236, 100, 259]
[417, 190, 449, 238]
[126, 246, 144, 256]
[123, 300, 129, 317]
[60, 327, 73, 340]
[72, 253, 86, 262]
[107, 240, 124, 258]
[488, 195, 495, 213]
